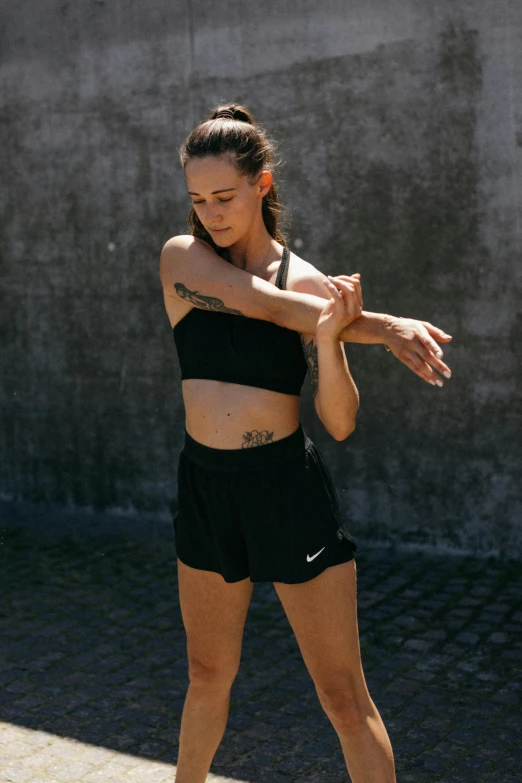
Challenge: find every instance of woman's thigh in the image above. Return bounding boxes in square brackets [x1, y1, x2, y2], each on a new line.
[177, 559, 254, 683]
[273, 560, 369, 697]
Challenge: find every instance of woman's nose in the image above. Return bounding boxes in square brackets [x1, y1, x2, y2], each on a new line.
[205, 203, 222, 222]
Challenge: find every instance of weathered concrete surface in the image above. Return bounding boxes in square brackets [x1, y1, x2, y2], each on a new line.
[1, 1, 521, 554]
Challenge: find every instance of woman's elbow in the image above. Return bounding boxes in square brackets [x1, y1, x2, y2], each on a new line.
[330, 418, 356, 441]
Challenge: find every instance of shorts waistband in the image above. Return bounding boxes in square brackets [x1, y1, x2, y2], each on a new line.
[182, 423, 311, 471]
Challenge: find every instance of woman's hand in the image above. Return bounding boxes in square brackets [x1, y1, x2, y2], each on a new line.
[325, 276, 453, 386]
[381, 316, 453, 386]
[316, 273, 363, 341]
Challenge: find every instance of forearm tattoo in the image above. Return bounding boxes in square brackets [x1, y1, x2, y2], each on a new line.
[300, 335, 319, 398]
[242, 430, 274, 448]
[174, 282, 244, 316]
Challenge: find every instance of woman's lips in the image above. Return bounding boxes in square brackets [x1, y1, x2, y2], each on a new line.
[210, 227, 229, 233]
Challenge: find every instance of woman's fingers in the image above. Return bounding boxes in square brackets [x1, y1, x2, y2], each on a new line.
[323, 279, 343, 298]
[325, 278, 354, 299]
[331, 278, 362, 315]
[398, 335, 451, 380]
[388, 318, 452, 380]
[404, 350, 445, 386]
[323, 277, 362, 324]
[400, 351, 445, 386]
[322, 281, 454, 384]
[422, 320, 453, 342]
[413, 335, 452, 378]
[414, 328, 446, 359]
[327, 276, 363, 311]
[395, 336, 450, 385]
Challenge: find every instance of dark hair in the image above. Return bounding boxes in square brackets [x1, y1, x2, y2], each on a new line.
[179, 103, 286, 253]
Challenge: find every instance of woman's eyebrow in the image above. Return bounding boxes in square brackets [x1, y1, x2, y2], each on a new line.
[188, 187, 237, 195]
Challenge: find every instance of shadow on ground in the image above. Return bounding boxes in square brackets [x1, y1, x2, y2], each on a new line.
[0, 503, 521, 782]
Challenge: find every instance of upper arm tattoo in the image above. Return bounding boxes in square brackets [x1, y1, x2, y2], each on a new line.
[174, 282, 244, 316]
[300, 335, 319, 398]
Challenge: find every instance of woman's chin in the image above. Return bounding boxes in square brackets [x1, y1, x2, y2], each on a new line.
[211, 231, 234, 246]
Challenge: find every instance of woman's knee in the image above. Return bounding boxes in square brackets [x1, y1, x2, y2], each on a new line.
[187, 653, 240, 690]
[315, 675, 372, 730]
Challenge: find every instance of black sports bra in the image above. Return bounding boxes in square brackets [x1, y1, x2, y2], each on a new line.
[173, 247, 308, 395]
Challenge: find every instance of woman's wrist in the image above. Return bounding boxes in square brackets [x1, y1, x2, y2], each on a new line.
[381, 313, 399, 351]
[315, 331, 346, 344]
[339, 311, 397, 345]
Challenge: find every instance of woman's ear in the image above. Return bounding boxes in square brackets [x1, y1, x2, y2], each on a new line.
[256, 170, 273, 198]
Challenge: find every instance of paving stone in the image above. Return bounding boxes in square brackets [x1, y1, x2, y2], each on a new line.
[478, 611, 505, 624]
[421, 629, 447, 640]
[410, 754, 449, 773]
[491, 689, 519, 705]
[403, 668, 437, 682]
[489, 631, 509, 643]
[42, 761, 96, 781]
[1, 524, 521, 782]
[81, 763, 134, 782]
[484, 603, 511, 613]
[0, 766, 35, 783]
[502, 648, 522, 661]
[455, 631, 480, 644]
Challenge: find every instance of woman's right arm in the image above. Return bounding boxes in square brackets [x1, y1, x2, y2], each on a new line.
[160, 235, 325, 330]
[160, 235, 452, 384]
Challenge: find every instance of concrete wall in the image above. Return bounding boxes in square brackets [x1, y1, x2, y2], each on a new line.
[1, 1, 521, 556]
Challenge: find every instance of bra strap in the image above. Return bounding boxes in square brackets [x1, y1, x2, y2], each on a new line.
[275, 247, 290, 290]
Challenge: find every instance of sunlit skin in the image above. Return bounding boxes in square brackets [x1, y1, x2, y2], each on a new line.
[171, 152, 402, 783]
[185, 154, 277, 272]
[183, 153, 361, 445]
[184, 155, 452, 385]
[181, 154, 307, 448]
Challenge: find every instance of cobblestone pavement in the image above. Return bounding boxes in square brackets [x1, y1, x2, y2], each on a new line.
[0, 507, 521, 783]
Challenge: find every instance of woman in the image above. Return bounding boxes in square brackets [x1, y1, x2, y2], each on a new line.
[160, 104, 452, 783]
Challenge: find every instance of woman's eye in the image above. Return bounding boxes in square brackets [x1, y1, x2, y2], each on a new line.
[191, 198, 232, 205]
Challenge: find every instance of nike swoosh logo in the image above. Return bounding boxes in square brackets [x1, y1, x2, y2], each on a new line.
[306, 546, 326, 562]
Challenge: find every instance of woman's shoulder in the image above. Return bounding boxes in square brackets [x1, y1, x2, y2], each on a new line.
[286, 250, 330, 299]
[161, 234, 213, 256]
[160, 235, 221, 280]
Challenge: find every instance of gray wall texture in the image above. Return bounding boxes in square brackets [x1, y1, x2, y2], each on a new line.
[1, 1, 521, 557]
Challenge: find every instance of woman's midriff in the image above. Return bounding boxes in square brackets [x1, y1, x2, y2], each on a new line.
[181, 379, 301, 449]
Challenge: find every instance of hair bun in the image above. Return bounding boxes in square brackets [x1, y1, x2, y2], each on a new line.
[209, 103, 255, 125]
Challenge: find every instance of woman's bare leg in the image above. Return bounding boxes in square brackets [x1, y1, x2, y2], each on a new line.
[274, 559, 396, 783]
[175, 559, 254, 783]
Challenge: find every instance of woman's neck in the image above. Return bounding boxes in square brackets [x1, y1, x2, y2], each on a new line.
[228, 232, 279, 273]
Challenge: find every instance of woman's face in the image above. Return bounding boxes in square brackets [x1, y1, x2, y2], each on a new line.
[184, 154, 272, 247]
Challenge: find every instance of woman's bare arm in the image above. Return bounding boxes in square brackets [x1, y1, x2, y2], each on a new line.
[160, 235, 327, 328]
[160, 236, 452, 383]
[297, 273, 453, 385]
[296, 273, 361, 441]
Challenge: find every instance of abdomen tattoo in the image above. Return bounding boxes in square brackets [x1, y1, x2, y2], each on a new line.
[174, 282, 244, 316]
[242, 430, 274, 448]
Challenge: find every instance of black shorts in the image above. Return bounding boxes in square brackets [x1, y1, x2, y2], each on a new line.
[173, 423, 357, 584]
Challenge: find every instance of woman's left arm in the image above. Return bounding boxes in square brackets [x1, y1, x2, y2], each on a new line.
[300, 275, 363, 441]
[297, 268, 453, 386]
[301, 332, 359, 441]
